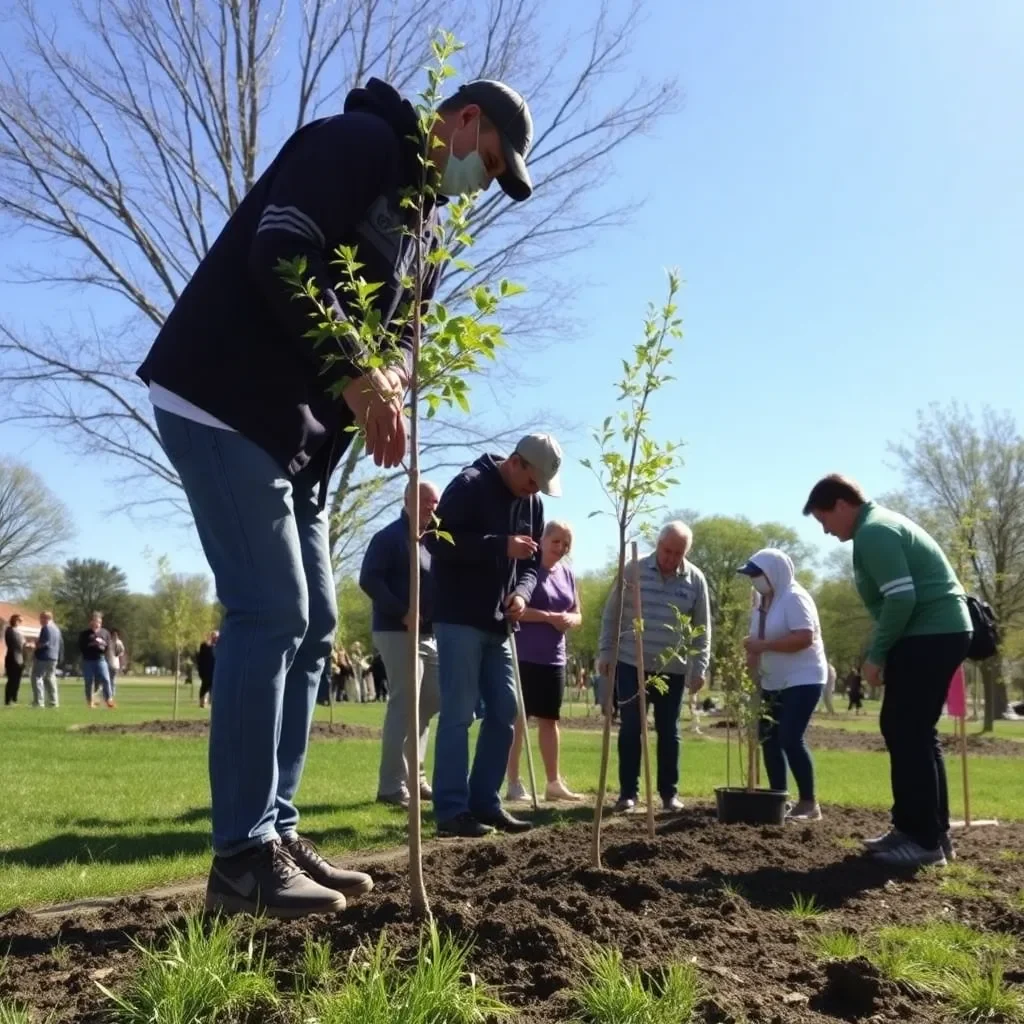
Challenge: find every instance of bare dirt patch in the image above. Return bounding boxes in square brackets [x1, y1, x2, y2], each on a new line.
[3, 806, 1023, 1022]
[71, 719, 381, 741]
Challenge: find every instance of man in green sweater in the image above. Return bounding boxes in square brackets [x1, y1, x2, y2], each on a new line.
[803, 474, 972, 868]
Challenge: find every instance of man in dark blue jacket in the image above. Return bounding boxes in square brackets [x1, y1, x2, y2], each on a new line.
[428, 434, 562, 838]
[360, 479, 441, 808]
[136, 76, 534, 919]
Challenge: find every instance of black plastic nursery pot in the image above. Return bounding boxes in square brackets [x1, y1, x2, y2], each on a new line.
[715, 786, 789, 825]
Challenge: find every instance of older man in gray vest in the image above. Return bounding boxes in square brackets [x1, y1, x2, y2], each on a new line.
[598, 521, 711, 813]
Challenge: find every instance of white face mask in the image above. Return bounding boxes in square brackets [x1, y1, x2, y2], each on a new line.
[751, 575, 772, 597]
[439, 120, 488, 196]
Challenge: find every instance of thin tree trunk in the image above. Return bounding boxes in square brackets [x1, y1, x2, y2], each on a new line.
[406, 197, 428, 919]
[591, 527, 627, 868]
[631, 542, 654, 838]
[172, 648, 180, 722]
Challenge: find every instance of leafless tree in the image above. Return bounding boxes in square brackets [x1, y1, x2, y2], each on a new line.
[0, 458, 75, 596]
[889, 403, 1024, 729]
[0, 0, 676, 561]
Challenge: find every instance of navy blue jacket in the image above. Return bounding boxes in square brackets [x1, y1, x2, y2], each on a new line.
[359, 512, 433, 634]
[137, 79, 442, 501]
[34, 622, 63, 663]
[427, 455, 543, 635]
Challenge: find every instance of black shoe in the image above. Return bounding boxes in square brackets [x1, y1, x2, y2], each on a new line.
[437, 812, 495, 839]
[473, 807, 533, 834]
[204, 840, 346, 919]
[282, 835, 374, 898]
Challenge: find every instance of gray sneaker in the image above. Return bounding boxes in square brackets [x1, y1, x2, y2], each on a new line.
[872, 839, 947, 869]
[204, 841, 346, 919]
[376, 789, 410, 809]
[612, 796, 636, 814]
[863, 828, 906, 852]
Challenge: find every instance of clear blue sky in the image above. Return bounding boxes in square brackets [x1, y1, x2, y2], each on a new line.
[2, 0, 1022, 594]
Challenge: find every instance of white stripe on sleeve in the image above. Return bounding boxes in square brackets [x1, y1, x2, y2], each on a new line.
[883, 583, 916, 598]
[879, 576, 913, 594]
[257, 205, 326, 247]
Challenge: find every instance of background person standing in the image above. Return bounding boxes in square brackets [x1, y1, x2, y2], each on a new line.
[107, 629, 126, 698]
[4, 614, 27, 705]
[505, 520, 583, 803]
[428, 434, 561, 839]
[78, 611, 113, 708]
[31, 611, 63, 708]
[804, 473, 972, 867]
[599, 521, 711, 815]
[360, 479, 442, 809]
[739, 548, 828, 821]
[197, 631, 218, 708]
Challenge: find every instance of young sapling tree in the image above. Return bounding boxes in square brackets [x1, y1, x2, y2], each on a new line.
[279, 32, 523, 915]
[582, 271, 690, 866]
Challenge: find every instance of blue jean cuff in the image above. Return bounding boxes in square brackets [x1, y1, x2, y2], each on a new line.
[215, 831, 279, 859]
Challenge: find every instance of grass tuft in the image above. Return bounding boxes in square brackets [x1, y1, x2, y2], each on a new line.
[719, 882, 746, 902]
[293, 934, 337, 995]
[946, 960, 1024, 1023]
[786, 893, 825, 920]
[99, 913, 277, 1024]
[834, 836, 862, 852]
[306, 920, 510, 1024]
[807, 931, 862, 962]
[571, 948, 702, 1023]
[997, 850, 1024, 864]
[926, 863, 996, 899]
[1012, 890, 1024, 912]
[0, 1004, 33, 1024]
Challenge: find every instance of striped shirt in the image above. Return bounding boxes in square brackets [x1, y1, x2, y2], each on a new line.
[852, 502, 971, 663]
[598, 554, 711, 681]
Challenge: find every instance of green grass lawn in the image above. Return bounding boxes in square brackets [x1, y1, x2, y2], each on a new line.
[2, 678, 1022, 912]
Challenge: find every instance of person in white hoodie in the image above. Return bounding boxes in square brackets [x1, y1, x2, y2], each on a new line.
[739, 548, 827, 821]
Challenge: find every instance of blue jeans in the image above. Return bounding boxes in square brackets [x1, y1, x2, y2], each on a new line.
[616, 662, 686, 801]
[432, 623, 517, 822]
[83, 659, 111, 702]
[154, 409, 337, 857]
[759, 684, 823, 801]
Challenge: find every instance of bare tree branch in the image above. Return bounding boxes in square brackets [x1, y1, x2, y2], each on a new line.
[0, 0, 678, 562]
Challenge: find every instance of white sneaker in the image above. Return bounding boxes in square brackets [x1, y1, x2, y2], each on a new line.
[505, 780, 528, 802]
[787, 800, 822, 821]
[545, 778, 582, 802]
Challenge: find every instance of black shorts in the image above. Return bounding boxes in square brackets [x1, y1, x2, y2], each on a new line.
[519, 661, 566, 721]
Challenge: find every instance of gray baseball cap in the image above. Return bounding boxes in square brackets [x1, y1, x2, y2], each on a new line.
[514, 433, 562, 496]
[448, 79, 533, 201]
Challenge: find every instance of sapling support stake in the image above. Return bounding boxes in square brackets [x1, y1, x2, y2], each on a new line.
[509, 626, 539, 811]
[631, 541, 656, 838]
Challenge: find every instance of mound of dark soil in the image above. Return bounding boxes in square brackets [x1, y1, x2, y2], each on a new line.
[74, 719, 381, 741]
[3, 806, 1022, 1022]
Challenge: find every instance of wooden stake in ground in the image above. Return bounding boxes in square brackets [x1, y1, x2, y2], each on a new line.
[631, 541, 656, 838]
[959, 713, 971, 828]
[509, 628, 539, 811]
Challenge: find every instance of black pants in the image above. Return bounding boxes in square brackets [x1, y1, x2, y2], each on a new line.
[879, 632, 972, 849]
[198, 671, 213, 703]
[4, 661, 23, 704]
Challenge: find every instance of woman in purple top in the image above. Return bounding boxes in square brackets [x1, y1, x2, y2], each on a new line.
[506, 521, 583, 802]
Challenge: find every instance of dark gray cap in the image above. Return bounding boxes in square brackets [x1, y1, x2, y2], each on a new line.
[448, 79, 533, 201]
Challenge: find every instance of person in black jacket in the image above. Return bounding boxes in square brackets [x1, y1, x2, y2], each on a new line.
[78, 611, 113, 708]
[197, 631, 218, 708]
[135, 75, 534, 920]
[427, 434, 562, 839]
